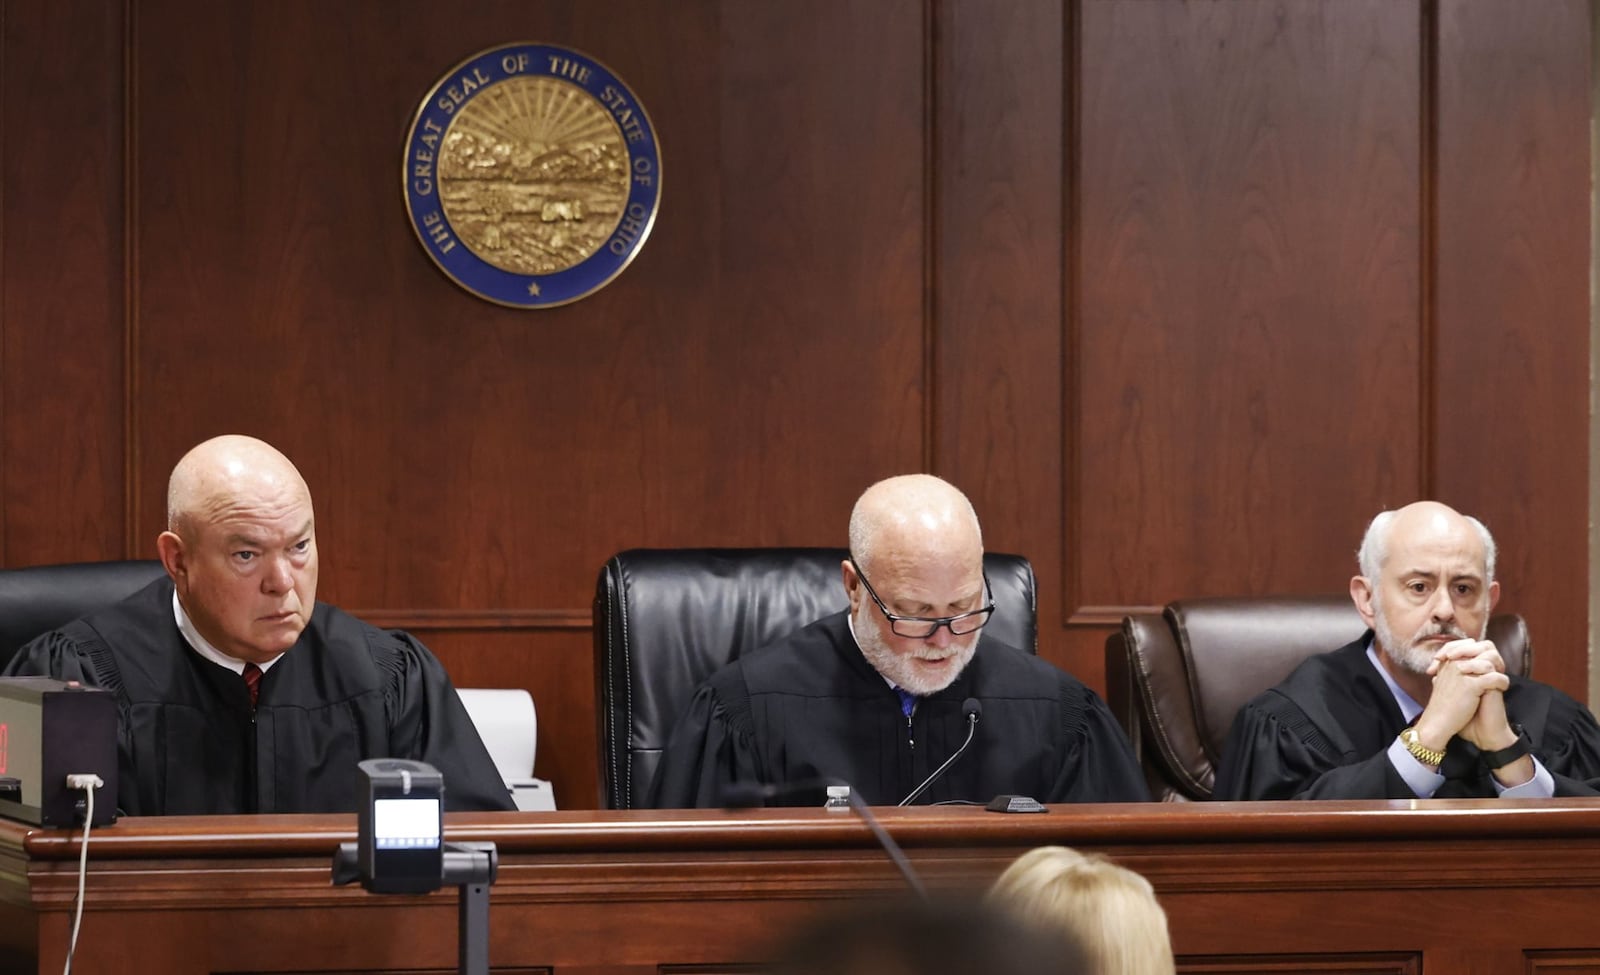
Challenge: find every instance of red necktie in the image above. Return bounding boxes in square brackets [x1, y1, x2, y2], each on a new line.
[243, 663, 262, 708]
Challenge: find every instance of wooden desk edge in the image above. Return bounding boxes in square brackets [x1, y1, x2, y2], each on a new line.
[6, 798, 1600, 859]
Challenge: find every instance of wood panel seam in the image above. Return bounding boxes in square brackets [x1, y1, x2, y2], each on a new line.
[122, 0, 139, 558]
[1060, 0, 1081, 630]
[1419, 0, 1438, 500]
[0, 0, 8, 566]
[922, 0, 938, 474]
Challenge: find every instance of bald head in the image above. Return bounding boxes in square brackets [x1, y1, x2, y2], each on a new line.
[1357, 500, 1496, 584]
[168, 435, 312, 541]
[848, 474, 983, 575]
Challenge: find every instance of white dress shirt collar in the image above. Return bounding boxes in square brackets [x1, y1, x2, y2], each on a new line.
[172, 589, 284, 675]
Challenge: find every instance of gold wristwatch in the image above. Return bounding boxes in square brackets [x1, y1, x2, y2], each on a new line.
[1400, 727, 1446, 767]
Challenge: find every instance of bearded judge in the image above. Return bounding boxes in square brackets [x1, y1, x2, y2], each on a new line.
[1214, 501, 1600, 800]
[646, 474, 1148, 808]
[3, 435, 513, 815]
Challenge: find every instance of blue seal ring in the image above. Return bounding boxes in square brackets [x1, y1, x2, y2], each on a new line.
[402, 43, 661, 309]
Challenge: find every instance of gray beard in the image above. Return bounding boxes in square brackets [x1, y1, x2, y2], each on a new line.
[852, 605, 978, 696]
[1373, 602, 1481, 676]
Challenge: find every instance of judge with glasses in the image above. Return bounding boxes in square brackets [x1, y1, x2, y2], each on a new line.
[647, 474, 1148, 808]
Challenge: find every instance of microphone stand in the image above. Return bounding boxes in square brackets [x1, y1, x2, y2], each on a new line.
[446, 843, 497, 975]
[898, 709, 980, 807]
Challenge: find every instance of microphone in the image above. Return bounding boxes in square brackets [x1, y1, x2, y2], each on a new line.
[897, 698, 982, 807]
[721, 777, 926, 898]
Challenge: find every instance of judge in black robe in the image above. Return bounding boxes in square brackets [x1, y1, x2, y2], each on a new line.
[3, 576, 514, 815]
[1214, 634, 1600, 800]
[648, 611, 1149, 808]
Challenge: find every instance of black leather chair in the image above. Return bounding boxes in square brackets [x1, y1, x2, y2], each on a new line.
[0, 560, 168, 671]
[1103, 594, 1531, 801]
[593, 547, 1039, 809]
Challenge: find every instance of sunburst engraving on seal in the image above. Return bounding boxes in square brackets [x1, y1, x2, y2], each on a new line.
[403, 44, 661, 308]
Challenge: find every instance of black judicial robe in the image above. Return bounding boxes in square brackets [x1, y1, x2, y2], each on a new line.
[647, 611, 1149, 808]
[2, 578, 514, 815]
[1213, 634, 1600, 800]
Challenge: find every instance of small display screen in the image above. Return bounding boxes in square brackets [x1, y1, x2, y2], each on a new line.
[0, 694, 42, 805]
[373, 797, 441, 849]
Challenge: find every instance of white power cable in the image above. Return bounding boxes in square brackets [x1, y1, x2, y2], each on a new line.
[62, 774, 103, 975]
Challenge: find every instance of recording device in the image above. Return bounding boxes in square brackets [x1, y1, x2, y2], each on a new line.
[722, 777, 927, 897]
[897, 698, 982, 806]
[356, 758, 444, 894]
[333, 760, 499, 975]
[0, 678, 117, 827]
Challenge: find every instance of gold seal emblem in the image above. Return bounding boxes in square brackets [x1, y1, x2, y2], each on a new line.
[404, 44, 661, 308]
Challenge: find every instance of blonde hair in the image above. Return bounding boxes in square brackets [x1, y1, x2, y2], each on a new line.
[988, 846, 1175, 975]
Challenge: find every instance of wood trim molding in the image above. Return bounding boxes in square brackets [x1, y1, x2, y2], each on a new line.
[1067, 604, 1163, 627]
[350, 609, 592, 632]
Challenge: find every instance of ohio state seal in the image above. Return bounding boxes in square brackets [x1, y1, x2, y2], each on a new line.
[403, 44, 661, 308]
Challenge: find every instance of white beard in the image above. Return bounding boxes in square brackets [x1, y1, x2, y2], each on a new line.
[852, 604, 978, 696]
[1373, 600, 1480, 675]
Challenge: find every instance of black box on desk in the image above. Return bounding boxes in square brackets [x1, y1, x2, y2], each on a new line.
[0, 677, 117, 827]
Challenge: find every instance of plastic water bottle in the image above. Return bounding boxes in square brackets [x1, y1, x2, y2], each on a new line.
[823, 785, 851, 811]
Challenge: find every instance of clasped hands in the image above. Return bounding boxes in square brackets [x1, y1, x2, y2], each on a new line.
[1412, 639, 1534, 785]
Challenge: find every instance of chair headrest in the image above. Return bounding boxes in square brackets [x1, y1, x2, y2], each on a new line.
[0, 560, 169, 670]
[1170, 595, 1366, 763]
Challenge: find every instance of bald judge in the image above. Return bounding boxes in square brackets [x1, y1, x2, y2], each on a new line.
[647, 474, 1148, 808]
[3, 435, 513, 815]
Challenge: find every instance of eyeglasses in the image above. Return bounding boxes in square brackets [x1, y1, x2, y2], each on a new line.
[848, 556, 995, 639]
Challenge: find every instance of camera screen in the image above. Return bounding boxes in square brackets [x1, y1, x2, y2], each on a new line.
[373, 797, 441, 849]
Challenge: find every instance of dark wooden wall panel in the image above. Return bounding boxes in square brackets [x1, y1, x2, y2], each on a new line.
[0, 1, 126, 565]
[708, 0, 928, 537]
[0, 0, 1591, 805]
[130, 0, 928, 613]
[933, 0, 1068, 669]
[1434, 0, 1591, 697]
[1074, 0, 1423, 614]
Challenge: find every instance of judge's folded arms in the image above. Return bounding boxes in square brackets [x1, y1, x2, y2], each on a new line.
[1, 435, 513, 815]
[1214, 500, 1600, 800]
[647, 474, 1149, 808]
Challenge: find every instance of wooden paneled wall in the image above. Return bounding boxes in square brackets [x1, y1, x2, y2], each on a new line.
[0, 0, 1590, 807]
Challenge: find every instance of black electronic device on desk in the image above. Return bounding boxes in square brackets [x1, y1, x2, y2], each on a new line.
[0, 677, 117, 827]
[333, 759, 499, 975]
[357, 758, 446, 894]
